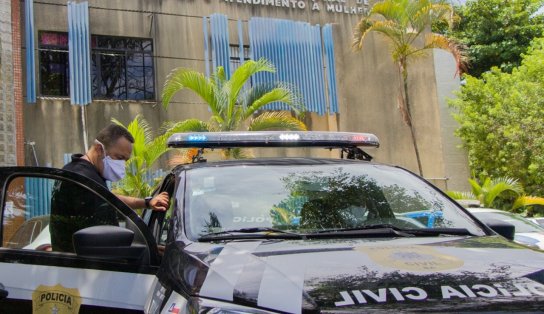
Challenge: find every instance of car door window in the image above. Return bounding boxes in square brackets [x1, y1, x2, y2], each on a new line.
[143, 173, 177, 247]
[2, 175, 138, 254]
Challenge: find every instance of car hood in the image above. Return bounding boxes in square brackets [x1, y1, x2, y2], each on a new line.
[162, 236, 544, 313]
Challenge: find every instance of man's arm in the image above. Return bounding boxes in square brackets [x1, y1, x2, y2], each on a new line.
[115, 192, 170, 211]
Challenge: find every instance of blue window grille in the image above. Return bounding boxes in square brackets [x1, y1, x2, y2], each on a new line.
[25, 0, 37, 103]
[67, 1, 92, 105]
[203, 15, 339, 115]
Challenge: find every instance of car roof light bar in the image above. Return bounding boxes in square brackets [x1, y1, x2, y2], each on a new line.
[167, 131, 380, 149]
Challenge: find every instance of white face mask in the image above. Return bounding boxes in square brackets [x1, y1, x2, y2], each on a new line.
[97, 140, 126, 182]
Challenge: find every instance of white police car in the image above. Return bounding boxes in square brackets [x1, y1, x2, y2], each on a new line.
[1, 131, 544, 313]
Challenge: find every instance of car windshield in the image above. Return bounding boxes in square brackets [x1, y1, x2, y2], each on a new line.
[472, 211, 544, 233]
[181, 163, 486, 240]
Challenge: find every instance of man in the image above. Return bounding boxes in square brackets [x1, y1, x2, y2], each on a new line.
[50, 124, 169, 252]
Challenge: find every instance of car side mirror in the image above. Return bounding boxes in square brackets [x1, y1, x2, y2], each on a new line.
[73, 225, 146, 261]
[482, 218, 515, 241]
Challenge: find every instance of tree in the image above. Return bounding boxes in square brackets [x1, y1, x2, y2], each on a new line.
[352, 0, 464, 176]
[161, 58, 307, 158]
[449, 0, 544, 77]
[449, 38, 544, 196]
[111, 115, 178, 198]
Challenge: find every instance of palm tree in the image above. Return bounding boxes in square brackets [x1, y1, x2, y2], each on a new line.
[467, 176, 523, 208]
[111, 115, 178, 198]
[161, 58, 307, 158]
[447, 176, 544, 211]
[352, 0, 464, 176]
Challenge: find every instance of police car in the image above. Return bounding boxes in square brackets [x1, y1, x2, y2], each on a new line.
[1, 131, 544, 313]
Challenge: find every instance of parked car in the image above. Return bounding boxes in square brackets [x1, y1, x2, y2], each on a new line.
[527, 217, 544, 228]
[1, 131, 544, 313]
[5, 215, 50, 251]
[467, 207, 544, 250]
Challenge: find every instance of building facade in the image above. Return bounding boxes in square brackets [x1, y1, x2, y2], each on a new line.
[3, 0, 469, 190]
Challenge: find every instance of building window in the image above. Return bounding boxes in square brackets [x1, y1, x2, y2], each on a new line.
[39, 32, 69, 97]
[229, 44, 251, 75]
[39, 32, 155, 100]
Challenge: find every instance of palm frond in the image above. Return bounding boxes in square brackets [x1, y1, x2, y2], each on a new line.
[221, 148, 254, 160]
[446, 190, 476, 200]
[468, 178, 484, 201]
[371, 0, 406, 24]
[469, 176, 522, 208]
[512, 196, 544, 211]
[352, 0, 460, 78]
[159, 121, 180, 133]
[248, 111, 307, 131]
[428, 3, 455, 28]
[226, 59, 276, 116]
[125, 155, 145, 177]
[112, 115, 151, 160]
[167, 119, 210, 133]
[392, 43, 421, 63]
[144, 133, 172, 168]
[214, 66, 227, 87]
[242, 83, 305, 119]
[354, 19, 405, 52]
[354, 19, 402, 49]
[411, 3, 453, 31]
[161, 68, 219, 115]
[421, 33, 467, 74]
[352, 18, 374, 50]
[271, 206, 294, 225]
[144, 119, 209, 166]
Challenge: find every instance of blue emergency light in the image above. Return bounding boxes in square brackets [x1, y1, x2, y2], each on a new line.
[167, 131, 380, 149]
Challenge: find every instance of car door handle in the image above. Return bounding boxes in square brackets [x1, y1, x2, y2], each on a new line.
[0, 283, 8, 299]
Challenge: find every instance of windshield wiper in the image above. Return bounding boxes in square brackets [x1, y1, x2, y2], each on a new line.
[399, 227, 475, 237]
[313, 224, 474, 237]
[199, 227, 305, 241]
[312, 224, 415, 237]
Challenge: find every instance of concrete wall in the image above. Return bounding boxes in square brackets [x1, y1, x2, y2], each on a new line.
[433, 49, 470, 191]
[22, 0, 466, 187]
[0, 0, 17, 166]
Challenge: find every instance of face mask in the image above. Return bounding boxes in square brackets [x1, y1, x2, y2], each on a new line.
[97, 141, 126, 182]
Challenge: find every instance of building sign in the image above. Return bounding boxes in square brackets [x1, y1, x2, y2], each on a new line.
[223, 0, 370, 15]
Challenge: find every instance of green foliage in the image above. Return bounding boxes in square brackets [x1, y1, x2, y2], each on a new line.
[449, 0, 544, 77]
[111, 115, 179, 198]
[468, 176, 522, 208]
[449, 38, 544, 196]
[352, 0, 463, 175]
[161, 59, 307, 159]
[447, 175, 544, 214]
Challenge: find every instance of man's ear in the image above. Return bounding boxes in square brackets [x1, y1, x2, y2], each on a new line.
[93, 141, 105, 156]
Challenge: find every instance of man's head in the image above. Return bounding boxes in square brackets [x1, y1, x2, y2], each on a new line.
[89, 124, 134, 181]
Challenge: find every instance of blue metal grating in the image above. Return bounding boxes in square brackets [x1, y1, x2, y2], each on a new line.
[25, 0, 36, 104]
[204, 15, 340, 115]
[24, 177, 53, 219]
[249, 18, 331, 114]
[68, 1, 92, 105]
[203, 17, 211, 78]
[322, 24, 339, 114]
[208, 14, 231, 79]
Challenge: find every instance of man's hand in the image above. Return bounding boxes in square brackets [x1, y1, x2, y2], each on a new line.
[150, 192, 170, 211]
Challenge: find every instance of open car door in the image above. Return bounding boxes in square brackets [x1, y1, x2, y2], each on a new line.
[0, 167, 160, 313]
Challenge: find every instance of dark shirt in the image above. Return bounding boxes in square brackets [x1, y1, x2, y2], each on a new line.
[63, 154, 108, 188]
[50, 154, 119, 252]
